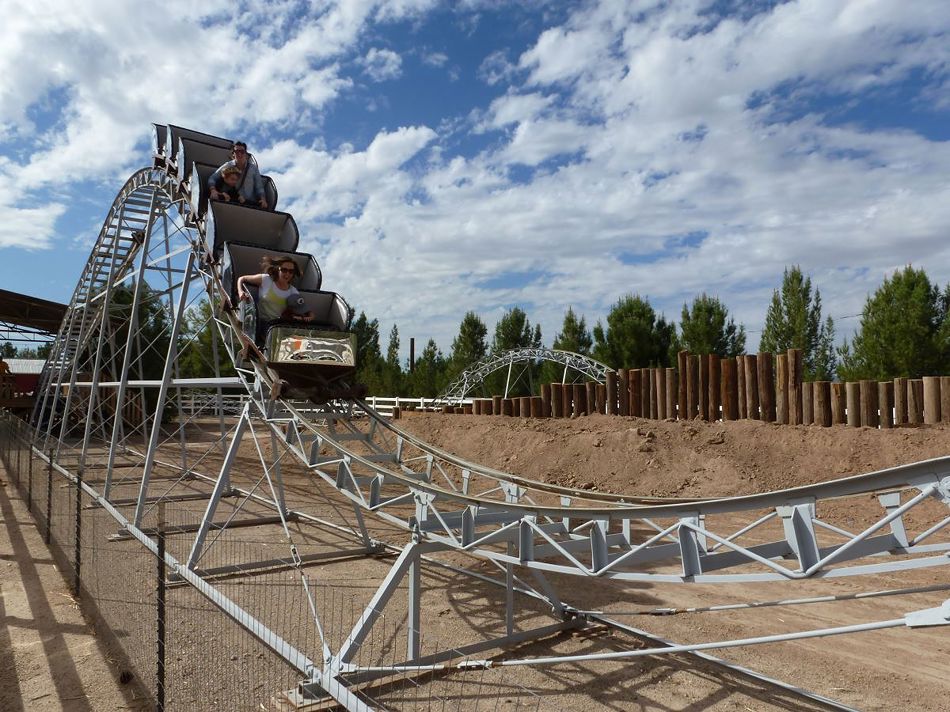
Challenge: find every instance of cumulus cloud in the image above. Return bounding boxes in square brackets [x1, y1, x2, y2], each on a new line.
[361, 47, 403, 82]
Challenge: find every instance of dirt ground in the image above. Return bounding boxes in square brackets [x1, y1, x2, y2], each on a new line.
[5, 411, 950, 711]
[0, 469, 150, 712]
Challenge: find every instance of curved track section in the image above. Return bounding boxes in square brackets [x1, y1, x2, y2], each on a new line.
[440, 346, 612, 401]
[25, 126, 950, 710]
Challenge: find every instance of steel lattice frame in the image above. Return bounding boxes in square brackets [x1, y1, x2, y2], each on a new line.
[440, 347, 613, 402]
[19, 130, 950, 711]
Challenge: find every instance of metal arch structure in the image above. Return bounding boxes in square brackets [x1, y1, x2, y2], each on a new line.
[440, 347, 613, 401]
[12, 124, 950, 711]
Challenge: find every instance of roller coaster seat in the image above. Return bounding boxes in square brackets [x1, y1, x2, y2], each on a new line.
[191, 165, 280, 219]
[207, 201, 299, 257]
[222, 242, 323, 305]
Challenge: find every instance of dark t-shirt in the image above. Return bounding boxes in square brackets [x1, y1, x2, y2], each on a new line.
[214, 178, 243, 202]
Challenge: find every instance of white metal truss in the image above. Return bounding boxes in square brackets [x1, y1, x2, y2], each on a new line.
[18, 125, 950, 711]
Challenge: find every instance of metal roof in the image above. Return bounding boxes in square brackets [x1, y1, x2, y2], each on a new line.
[3, 358, 45, 374]
[0, 288, 67, 334]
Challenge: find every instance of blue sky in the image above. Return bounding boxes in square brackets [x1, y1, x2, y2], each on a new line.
[2, 0, 949, 357]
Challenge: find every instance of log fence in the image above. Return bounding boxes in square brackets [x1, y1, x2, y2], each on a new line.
[432, 348, 950, 429]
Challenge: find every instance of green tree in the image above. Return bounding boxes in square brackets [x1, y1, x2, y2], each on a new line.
[838, 266, 946, 380]
[351, 311, 385, 394]
[15, 343, 52, 359]
[592, 295, 675, 368]
[178, 300, 236, 379]
[447, 311, 489, 385]
[759, 266, 836, 380]
[407, 338, 447, 396]
[488, 307, 542, 396]
[1, 342, 17, 358]
[679, 293, 746, 357]
[381, 324, 404, 395]
[541, 307, 592, 384]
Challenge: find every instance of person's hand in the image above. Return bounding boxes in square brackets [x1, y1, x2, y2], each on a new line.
[259, 198, 268, 209]
[210, 188, 221, 200]
[221, 193, 230, 202]
[239, 286, 251, 302]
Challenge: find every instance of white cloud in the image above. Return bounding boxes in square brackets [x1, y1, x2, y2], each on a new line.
[361, 47, 403, 82]
[422, 51, 449, 67]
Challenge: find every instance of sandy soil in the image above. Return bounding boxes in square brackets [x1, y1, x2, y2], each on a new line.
[0, 469, 150, 712]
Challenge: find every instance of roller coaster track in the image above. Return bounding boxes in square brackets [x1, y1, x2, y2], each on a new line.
[21, 125, 950, 710]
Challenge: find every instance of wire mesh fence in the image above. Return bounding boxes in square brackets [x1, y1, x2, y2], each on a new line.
[0, 411, 546, 711]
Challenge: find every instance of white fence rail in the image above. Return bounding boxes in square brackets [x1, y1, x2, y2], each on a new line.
[178, 393, 471, 418]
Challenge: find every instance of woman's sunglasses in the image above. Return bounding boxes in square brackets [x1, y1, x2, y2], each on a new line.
[279, 267, 296, 275]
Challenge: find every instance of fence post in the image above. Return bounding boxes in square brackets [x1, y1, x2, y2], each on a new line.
[923, 376, 941, 424]
[698, 357, 709, 421]
[605, 372, 618, 415]
[814, 381, 832, 427]
[831, 382, 846, 425]
[860, 380, 879, 428]
[550, 384, 563, 418]
[655, 368, 666, 420]
[595, 384, 606, 415]
[879, 381, 894, 429]
[845, 382, 861, 428]
[74, 466, 83, 597]
[666, 368, 677, 420]
[941, 376, 950, 424]
[708, 355, 721, 422]
[893, 377, 908, 425]
[157, 502, 166, 712]
[787, 349, 803, 425]
[908, 379, 924, 424]
[573, 384, 586, 417]
[721, 358, 738, 421]
[648, 368, 658, 419]
[46, 449, 54, 545]
[618, 369, 630, 417]
[744, 355, 759, 420]
[585, 383, 597, 416]
[757, 353, 775, 422]
[639, 368, 650, 419]
[677, 351, 688, 420]
[737, 356, 747, 419]
[802, 382, 814, 426]
[686, 355, 700, 419]
[27, 441, 34, 513]
[775, 353, 789, 424]
[541, 383, 552, 417]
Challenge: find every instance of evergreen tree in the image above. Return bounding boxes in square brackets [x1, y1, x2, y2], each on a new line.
[447, 312, 489, 385]
[541, 307, 592, 384]
[679, 293, 746, 357]
[178, 300, 236, 379]
[382, 324, 404, 395]
[759, 266, 836, 380]
[488, 307, 541, 396]
[838, 266, 946, 380]
[350, 311, 385, 393]
[0, 342, 17, 358]
[592, 295, 674, 368]
[15, 343, 52, 359]
[407, 338, 447, 396]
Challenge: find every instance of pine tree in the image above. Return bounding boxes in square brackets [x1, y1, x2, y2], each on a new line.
[447, 312, 489, 385]
[0, 342, 17, 358]
[541, 307, 592, 384]
[488, 307, 541, 396]
[382, 324, 403, 395]
[178, 300, 236, 379]
[759, 266, 836, 379]
[407, 338, 447, 397]
[838, 266, 946, 380]
[351, 311, 385, 393]
[592, 295, 674, 368]
[679, 293, 746, 357]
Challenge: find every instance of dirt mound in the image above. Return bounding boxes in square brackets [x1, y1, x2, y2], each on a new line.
[398, 413, 950, 498]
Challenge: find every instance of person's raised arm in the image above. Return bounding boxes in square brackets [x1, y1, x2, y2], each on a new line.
[236, 273, 264, 301]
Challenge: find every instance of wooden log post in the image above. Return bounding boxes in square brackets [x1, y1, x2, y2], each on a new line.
[845, 382, 860, 427]
[860, 380, 879, 428]
[501, 398, 513, 417]
[648, 368, 658, 418]
[541, 383, 552, 418]
[775, 353, 789, 425]
[708, 355, 721, 422]
[737, 357, 747, 419]
[923, 376, 941, 424]
[639, 368, 650, 419]
[879, 381, 894, 429]
[666, 368, 677, 420]
[621, 368, 650, 418]
[831, 382, 846, 425]
[473, 400, 481, 415]
[893, 377, 908, 426]
[941, 376, 950, 424]
[814, 381, 832, 427]
[605, 372, 618, 415]
[698, 356, 709, 421]
[595, 383, 606, 415]
[686, 355, 700, 419]
[908, 379, 924, 425]
[787, 349, 803, 425]
[655, 368, 667, 420]
[757, 353, 775, 422]
[492, 395, 503, 416]
[721, 359, 738, 420]
[802, 382, 814, 426]
[618, 369, 630, 417]
[586, 382, 597, 416]
[573, 384, 586, 417]
[530, 396, 543, 418]
[744, 355, 759, 420]
[463, 403, 474, 415]
[551, 384, 563, 418]
[511, 398, 520, 417]
[677, 351, 688, 420]
[519, 396, 530, 418]
[562, 382, 573, 418]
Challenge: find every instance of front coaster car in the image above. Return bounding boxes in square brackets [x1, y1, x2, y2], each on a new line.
[264, 325, 366, 403]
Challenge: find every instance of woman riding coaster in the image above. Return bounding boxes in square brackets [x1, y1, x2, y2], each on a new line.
[237, 256, 315, 348]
